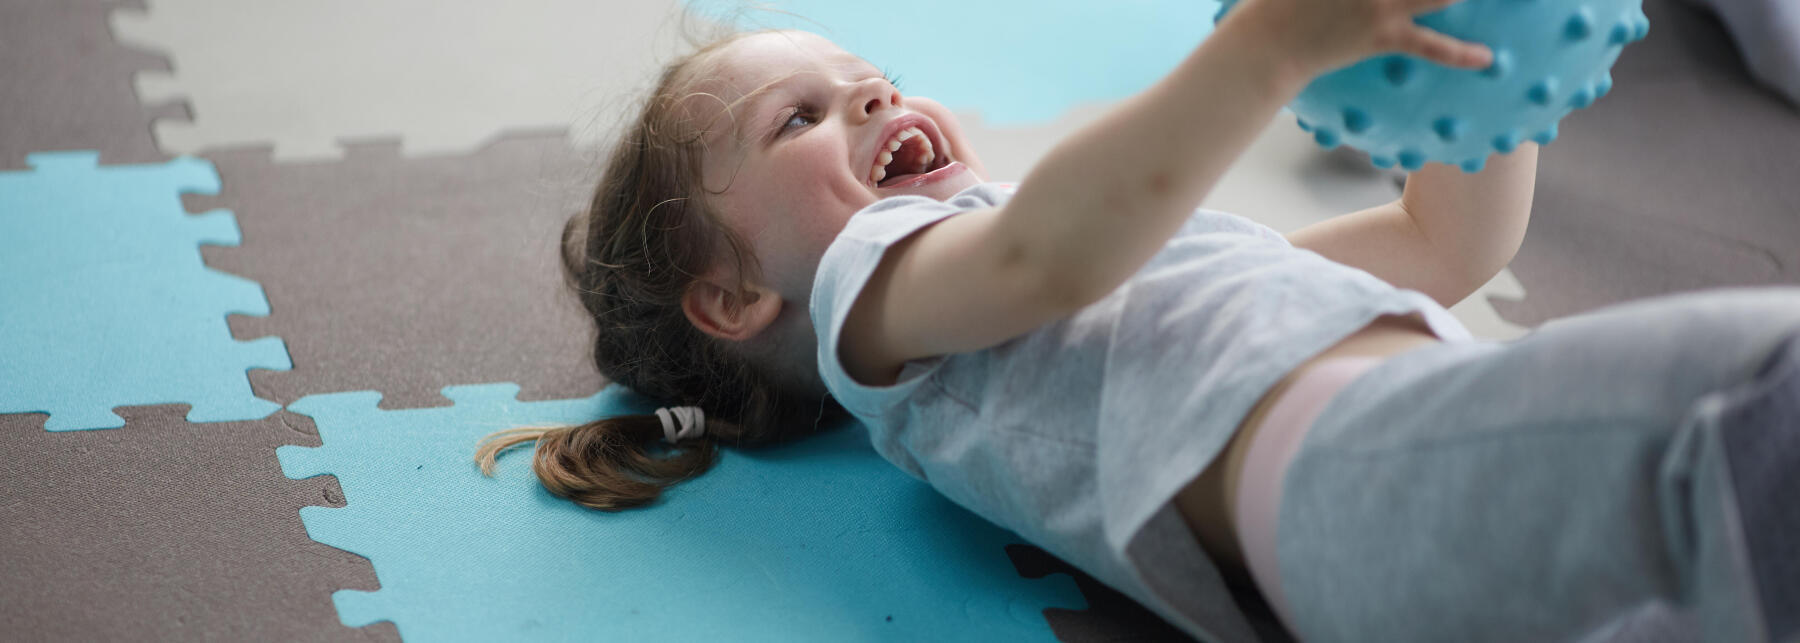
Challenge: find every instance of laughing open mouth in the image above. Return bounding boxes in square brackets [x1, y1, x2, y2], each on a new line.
[872, 126, 950, 187]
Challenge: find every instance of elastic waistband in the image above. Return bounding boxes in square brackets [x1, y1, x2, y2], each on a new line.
[1234, 355, 1388, 637]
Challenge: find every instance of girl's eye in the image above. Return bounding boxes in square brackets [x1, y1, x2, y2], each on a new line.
[782, 109, 816, 132]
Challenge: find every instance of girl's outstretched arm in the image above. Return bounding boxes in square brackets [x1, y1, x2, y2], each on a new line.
[1287, 144, 1537, 308]
[998, 0, 1493, 309]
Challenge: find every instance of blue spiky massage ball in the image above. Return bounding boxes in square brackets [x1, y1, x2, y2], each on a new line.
[1214, 0, 1649, 172]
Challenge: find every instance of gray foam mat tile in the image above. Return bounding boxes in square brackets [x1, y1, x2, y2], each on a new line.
[194, 131, 605, 409]
[1504, 157, 1789, 326]
[1497, 0, 1800, 326]
[1609, 0, 1755, 87]
[0, 0, 177, 169]
[0, 407, 395, 642]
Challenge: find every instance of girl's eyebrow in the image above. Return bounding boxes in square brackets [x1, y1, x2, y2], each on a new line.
[744, 86, 793, 144]
[755, 104, 787, 145]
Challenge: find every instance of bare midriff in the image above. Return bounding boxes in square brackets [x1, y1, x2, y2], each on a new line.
[1172, 312, 1443, 581]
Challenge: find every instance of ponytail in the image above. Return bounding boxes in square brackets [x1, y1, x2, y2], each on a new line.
[475, 414, 731, 511]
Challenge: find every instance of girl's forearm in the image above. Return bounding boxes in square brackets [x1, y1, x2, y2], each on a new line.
[1000, 10, 1311, 306]
[1400, 142, 1539, 292]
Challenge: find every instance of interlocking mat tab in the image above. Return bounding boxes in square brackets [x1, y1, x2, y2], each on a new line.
[278, 382, 1086, 641]
[0, 152, 289, 431]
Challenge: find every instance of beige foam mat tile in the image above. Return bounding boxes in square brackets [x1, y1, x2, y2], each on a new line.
[109, 0, 707, 160]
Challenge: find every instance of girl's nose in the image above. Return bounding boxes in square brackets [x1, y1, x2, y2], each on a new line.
[856, 79, 901, 117]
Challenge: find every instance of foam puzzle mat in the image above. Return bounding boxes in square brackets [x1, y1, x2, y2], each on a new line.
[2, 0, 1795, 640]
[278, 382, 1085, 640]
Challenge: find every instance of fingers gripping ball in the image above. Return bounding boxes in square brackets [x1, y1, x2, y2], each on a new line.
[1216, 0, 1649, 172]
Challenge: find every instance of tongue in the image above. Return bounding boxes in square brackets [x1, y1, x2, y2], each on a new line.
[880, 172, 924, 187]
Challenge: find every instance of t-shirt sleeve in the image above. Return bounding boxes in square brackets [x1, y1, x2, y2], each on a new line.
[809, 183, 1009, 417]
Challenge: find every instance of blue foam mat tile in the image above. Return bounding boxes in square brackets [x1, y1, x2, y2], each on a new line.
[0, 151, 290, 431]
[683, 0, 1222, 126]
[279, 382, 1086, 641]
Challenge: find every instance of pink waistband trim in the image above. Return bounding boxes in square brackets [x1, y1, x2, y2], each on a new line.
[1233, 355, 1386, 637]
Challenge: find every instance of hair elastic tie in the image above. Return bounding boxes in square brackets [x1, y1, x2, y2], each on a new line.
[656, 406, 706, 444]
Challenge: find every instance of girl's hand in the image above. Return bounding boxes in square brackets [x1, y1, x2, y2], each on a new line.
[1226, 0, 1494, 80]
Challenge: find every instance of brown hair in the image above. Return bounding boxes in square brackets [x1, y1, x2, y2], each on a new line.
[476, 24, 847, 511]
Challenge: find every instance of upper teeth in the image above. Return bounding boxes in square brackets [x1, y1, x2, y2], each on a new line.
[871, 126, 936, 185]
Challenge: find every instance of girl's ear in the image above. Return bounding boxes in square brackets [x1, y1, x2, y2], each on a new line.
[681, 277, 784, 342]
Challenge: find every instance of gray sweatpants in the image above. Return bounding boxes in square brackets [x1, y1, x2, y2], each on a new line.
[1275, 287, 1800, 643]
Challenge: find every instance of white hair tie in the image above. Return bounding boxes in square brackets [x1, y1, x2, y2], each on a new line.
[655, 406, 706, 444]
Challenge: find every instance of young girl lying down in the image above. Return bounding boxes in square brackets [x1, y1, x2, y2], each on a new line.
[479, 1, 1800, 640]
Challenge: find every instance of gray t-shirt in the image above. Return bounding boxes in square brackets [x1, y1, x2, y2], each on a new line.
[811, 182, 1474, 642]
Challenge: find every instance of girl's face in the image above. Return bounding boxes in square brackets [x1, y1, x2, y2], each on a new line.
[691, 31, 985, 303]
